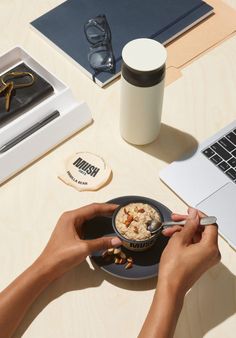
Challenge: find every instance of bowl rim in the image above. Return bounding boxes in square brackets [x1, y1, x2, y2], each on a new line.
[112, 199, 164, 244]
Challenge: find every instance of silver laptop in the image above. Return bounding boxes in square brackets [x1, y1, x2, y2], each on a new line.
[160, 119, 236, 250]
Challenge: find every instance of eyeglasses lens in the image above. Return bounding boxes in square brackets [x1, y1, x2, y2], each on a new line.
[85, 24, 106, 44]
[88, 46, 114, 71]
[84, 15, 114, 72]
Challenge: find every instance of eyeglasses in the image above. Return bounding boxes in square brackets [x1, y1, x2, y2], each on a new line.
[84, 14, 115, 77]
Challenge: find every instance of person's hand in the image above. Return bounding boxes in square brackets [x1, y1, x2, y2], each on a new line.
[159, 207, 221, 295]
[138, 207, 220, 338]
[0, 203, 122, 338]
[37, 203, 122, 281]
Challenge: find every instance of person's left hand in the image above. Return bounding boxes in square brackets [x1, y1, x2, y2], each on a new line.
[37, 203, 122, 280]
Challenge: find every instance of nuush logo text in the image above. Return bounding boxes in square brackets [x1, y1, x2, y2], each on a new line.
[73, 157, 100, 177]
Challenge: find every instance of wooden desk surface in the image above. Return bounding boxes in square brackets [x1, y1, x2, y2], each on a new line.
[0, 1, 236, 337]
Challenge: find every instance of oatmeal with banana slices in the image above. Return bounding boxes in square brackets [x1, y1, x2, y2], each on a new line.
[115, 203, 161, 241]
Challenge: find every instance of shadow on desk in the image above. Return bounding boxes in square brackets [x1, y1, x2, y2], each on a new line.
[13, 259, 156, 338]
[13, 261, 102, 338]
[134, 123, 199, 163]
[13, 261, 235, 338]
[174, 262, 236, 338]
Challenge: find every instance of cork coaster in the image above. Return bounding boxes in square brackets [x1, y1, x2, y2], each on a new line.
[58, 152, 111, 191]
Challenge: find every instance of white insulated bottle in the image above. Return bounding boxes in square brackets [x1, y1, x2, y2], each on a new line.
[120, 38, 167, 145]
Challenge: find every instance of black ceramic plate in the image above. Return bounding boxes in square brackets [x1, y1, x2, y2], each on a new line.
[84, 196, 172, 280]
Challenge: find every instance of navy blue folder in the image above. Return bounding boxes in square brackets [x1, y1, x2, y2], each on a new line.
[31, 0, 213, 86]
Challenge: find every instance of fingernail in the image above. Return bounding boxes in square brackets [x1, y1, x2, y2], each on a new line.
[111, 237, 122, 247]
[188, 208, 197, 218]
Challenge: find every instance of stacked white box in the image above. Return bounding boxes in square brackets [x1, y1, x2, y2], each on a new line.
[0, 47, 92, 184]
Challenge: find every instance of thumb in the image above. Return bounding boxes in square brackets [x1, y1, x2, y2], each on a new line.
[179, 208, 199, 244]
[85, 236, 122, 254]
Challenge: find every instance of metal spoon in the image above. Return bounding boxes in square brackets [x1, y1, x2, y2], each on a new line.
[148, 216, 217, 234]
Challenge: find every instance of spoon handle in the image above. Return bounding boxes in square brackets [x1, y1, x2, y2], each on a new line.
[162, 216, 217, 228]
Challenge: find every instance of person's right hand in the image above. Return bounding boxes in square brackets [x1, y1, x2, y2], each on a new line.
[158, 207, 221, 295]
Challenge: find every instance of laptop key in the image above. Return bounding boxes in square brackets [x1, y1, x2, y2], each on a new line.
[211, 143, 231, 160]
[232, 149, 236, 157]
[210, 154, 222, 165]
[226, 132, 236, 145]
[225, 168, 236, 181]
[219, 137, 235, 152]
[202, 147, 215, 158]
[228, 157, 236, 167]
[218, 161, 230, 172]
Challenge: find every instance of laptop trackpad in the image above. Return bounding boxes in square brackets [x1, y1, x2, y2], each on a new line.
[197, 183, 236, 249]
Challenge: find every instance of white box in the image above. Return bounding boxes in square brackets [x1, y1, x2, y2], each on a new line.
[0, 46, 92, 184]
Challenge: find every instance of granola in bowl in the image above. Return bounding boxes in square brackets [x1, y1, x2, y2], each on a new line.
[115, 202, 161, 241]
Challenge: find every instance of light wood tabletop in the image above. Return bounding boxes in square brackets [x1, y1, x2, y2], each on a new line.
[0, 1, 236, 337]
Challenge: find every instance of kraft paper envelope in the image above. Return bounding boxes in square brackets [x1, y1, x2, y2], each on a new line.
[165, 0, 236, 85]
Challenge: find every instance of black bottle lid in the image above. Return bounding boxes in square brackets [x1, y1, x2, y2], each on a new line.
[121, 38, 167, 88]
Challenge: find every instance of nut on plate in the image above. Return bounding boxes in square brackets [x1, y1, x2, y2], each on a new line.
[115, 257, 120, 264]
[101, 247, 134, 269]
[119, 251, 126, 259]
[125, 262, 133, 269]
[119, 258, 126, 264]
[114, 248, 121, 255]
[107, 248, 114, 255]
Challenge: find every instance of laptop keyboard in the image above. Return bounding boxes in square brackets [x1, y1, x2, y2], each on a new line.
[202, 128, 236, 182]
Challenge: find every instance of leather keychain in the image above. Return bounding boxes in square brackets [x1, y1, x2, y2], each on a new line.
[0, 71, 35, 111]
